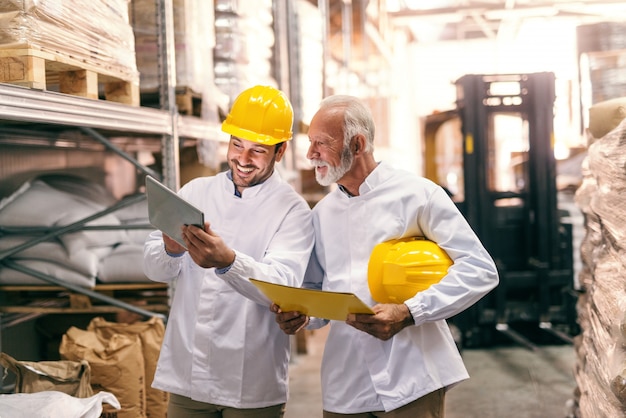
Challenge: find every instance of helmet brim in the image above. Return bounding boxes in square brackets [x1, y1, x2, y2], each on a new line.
[222, 120, 292, 146]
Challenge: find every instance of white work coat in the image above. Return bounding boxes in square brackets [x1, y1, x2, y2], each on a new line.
[143, 170, 314, 408]
[304, 162, 499, 414]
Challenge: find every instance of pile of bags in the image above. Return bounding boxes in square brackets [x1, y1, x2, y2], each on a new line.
[1, 316, 167, 418]
[0, 174, 154, 287]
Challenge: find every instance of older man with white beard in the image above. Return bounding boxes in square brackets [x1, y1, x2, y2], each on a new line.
[273, 95, 499, 418]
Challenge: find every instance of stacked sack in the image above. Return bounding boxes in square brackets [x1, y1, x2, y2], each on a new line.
[0, 174, 155, 287]
[60, 316, 168, 418]
[0, 352, 121, 416]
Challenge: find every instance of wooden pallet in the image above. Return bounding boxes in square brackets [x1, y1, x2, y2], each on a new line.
[140, 86, 203, 116]
[175, 86, 203, 116]
[0, 46, 140, 106]
[0, 283, 169, 315]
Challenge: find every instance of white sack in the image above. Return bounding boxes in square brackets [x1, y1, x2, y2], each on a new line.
[0, 390, 120, 418]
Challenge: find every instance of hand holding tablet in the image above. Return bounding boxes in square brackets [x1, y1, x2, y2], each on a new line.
[145, 176, 205, 249]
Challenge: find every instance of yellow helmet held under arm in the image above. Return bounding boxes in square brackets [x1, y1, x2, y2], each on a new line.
[221, 85, 294, 145]
[368, 237, 453, 304]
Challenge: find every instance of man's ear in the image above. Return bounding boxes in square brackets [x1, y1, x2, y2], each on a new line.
[275, 142, 287, 161]
[353, 134, 365, 155]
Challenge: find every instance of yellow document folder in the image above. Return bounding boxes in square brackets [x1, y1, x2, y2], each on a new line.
[250, 278, 374, 321]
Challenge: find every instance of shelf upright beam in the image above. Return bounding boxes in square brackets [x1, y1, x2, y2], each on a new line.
[156, 0, 180, 190]
[318, 0, 330, 98]
[272, 0, 303, 175]
[286, 0, 302, 173]
[272, 0, 291, 98]
[341, 0, 353, 93]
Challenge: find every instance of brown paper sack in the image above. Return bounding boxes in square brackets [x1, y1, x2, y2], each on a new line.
[88, 316, 168, 418]
[0, 352, 93, 398]
[60, 326, 147, 418]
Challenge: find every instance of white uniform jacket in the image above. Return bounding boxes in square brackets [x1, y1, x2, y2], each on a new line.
[304, 162, 499, 414]
[143, 170, 314, 408]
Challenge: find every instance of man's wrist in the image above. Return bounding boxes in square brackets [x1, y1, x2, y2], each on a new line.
[403, 303, 415, 326]
[215, 252, 236, 274]
[164, 244, 185, 258]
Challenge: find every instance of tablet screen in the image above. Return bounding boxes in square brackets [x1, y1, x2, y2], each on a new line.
[145, 176, 204, 249]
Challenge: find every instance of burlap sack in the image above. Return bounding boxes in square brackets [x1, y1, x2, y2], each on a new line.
[60, 326, 147, 418]
[88, 316, 168, 418]
[588, 97, 626, 139]
[0, 352, 93, 398]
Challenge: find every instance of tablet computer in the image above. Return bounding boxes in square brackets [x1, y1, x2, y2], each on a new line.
[145, 175, 204, 249]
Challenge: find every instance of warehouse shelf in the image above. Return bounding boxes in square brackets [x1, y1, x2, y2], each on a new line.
[0, 80, 196, 321]
[0, 0, 194, 346]
[0, 82, 222, 140]
[179, 114, 225, 141]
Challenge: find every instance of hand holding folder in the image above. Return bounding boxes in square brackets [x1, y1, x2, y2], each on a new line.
[250, 278, 374, 321]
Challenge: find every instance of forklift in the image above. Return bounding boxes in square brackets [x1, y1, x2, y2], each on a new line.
[424, 73, 579, 348]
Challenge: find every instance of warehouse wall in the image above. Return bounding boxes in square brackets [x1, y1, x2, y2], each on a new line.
[399, 19, 585, 175]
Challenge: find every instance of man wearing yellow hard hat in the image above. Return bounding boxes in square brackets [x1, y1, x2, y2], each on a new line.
[273, 95, 499, 417]
[143, 85, 314, 417]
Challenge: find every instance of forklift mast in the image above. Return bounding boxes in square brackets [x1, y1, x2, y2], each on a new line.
[424, 73, 577, 348]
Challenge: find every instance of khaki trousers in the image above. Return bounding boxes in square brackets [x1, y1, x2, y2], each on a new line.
[167, 393, 285, 418]
[323, 388, 445, 418]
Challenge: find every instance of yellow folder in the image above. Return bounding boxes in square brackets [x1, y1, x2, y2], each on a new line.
[250, 278, 374, 321]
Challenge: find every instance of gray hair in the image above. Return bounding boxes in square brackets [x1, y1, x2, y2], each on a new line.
[319, 95, 375, 153]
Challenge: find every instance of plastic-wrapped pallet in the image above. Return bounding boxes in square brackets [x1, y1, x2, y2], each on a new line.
[131, 0, 214, 97]
[213, 0, 276, 103]
[573, 105, 626, 417]
[0, 0, 138, 86]
[295, 0, 323, 125]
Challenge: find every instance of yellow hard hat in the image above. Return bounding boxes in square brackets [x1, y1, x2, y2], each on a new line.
[221, 85, 294, 145]
[368, 237, 453, 304]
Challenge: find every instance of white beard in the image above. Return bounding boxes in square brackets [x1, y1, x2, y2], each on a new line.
[311, 150, 354, 186]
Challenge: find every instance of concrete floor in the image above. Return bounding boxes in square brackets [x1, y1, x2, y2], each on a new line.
[285, 327, 577, 418]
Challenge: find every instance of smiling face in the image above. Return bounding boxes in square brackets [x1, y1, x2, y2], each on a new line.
[306, 106, 354, 186]
[227, 136, 285, 194]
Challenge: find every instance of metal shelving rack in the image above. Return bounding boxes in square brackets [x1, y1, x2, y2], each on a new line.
[0, 0, 224, 365]
[0, 81, 222, 168]
[0, 82, 221, 139]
